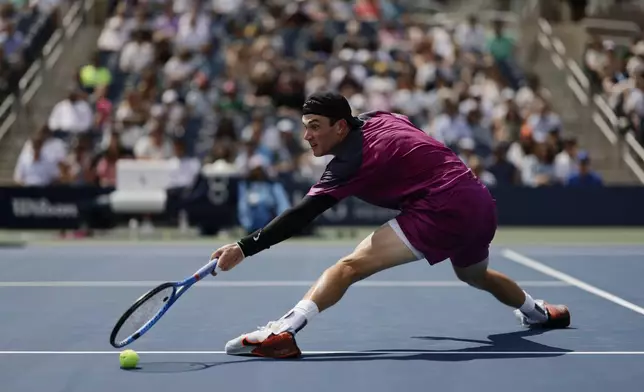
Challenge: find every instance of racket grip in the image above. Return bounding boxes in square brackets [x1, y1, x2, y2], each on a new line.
[194, 258, 220, 281]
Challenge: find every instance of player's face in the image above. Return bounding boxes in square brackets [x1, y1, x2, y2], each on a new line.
[302, 114, 344, 157]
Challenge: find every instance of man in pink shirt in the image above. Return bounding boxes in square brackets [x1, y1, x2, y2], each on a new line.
[210, 92, 570, 358]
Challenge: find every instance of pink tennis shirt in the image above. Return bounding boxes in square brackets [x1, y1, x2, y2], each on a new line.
[307, 111, 498, 267]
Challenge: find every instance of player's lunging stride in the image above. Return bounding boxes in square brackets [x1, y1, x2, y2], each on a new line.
[209, 92, 570, 358]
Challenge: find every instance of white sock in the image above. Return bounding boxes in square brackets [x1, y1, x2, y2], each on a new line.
[519, 291, 548, 322]
[280, 300, 319, 334]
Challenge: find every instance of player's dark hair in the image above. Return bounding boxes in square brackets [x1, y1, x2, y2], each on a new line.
[303, 92, 364, 130]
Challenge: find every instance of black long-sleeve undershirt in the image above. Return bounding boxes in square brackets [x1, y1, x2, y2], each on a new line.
[237, 194, 338, 257]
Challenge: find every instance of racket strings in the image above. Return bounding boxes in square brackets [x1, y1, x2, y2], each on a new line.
[114, 286, 174, 343]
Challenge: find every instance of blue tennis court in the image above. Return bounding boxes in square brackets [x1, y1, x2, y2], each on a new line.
[1, 241, 644, 391]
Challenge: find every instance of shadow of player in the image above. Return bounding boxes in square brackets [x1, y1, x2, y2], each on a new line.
[296, 328, 574, 362]
[126, 358, 260, 373]
[126, 329, 574, 372]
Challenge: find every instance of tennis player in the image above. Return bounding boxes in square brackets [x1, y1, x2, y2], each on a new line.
[210, 92, 570, 358]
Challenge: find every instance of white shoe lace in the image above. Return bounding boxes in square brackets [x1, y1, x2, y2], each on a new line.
[256, 320, 284, 333]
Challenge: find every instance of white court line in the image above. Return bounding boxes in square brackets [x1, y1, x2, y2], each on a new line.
[0, 350, 643, 355]
[502, 249, 644, 316]
[0, 280, 571, 288]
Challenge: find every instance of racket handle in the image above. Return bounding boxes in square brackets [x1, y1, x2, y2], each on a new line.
[194, 257, 220, 281]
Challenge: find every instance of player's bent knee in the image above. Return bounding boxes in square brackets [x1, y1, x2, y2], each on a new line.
[453, 258, 489, 289]
[334, 255, 372, 283]
[457, 274, 486, 289]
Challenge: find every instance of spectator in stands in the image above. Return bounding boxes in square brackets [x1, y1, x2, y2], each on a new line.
[47, 88, 94, 141]
[152, 2, 178, 41]
[119, 29, 154, 74]
[237, 155, 291, 235]
[94, 134, 131, 187]
[97, 14, 127, 68]
[13, 134, 60, 186]
[33, 0, 63, 22]
[456, 137, 477, 164]
[601, 40, 620, 87]
[79, 51, 112, 94]
[554, 135, 579, 184]
[488, 142, 521, 186]
[455, 15, 487, 54]
[185, 72, 215, 118]
[133, 120, 173, 160]
[566, 151, 603, 187]
[428, 95, 469, 149]
[92, 84, 113, 131]
[521, 142, 556, 187]
[115, 89, 148, 128]
[469, 155, 496, 187]
[491, 89, 523, 142]
[353, 0, 381, 22]
[626, 40, 644, 78]
[174, 6, 211, 52]
[163, 48, 196, 85]
[155, 89, 186, 132]
[17, 124, 67, 166]
[583, 35, 607, 94]
[601, 55, 629, 95]
[487, 19, 518, 89]
[0, 46, 17, 99]
[60, 134, 96, 185]
[620, 64, 644, 143]
[126, 6, 153, 38]
[464, 101, 494, 159]
[2, 22, 24, 60]
[525, 99, 562, 143]
[202, 143, 240, 176]
[306, 23, 334, 62]
[168, 138, 201, 188]
[515, 73, 550, 117]
[272, 119, 303, 181]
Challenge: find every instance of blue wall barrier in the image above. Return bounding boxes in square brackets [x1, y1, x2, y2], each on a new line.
[1, 178, 644, 230]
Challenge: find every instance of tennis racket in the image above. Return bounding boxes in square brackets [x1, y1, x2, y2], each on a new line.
[109, 257, 220, 348]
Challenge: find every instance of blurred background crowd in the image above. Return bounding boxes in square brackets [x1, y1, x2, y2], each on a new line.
[12, 0, 605, 196]
[0, 0, 60, 103]
[583, 32, 644, 147]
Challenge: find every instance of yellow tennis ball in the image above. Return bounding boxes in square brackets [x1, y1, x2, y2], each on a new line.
[119, 349, 139, 369]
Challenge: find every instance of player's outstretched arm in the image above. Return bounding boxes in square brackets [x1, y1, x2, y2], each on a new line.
[210, 194, 338, 273]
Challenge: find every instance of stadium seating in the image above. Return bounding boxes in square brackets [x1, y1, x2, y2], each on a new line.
[11, 0, 636, 226]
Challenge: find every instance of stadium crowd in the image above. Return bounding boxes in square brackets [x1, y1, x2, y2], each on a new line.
[13, 0, 603, 192]
[0, 0, 60, 103]
[583, 33, 644, 147]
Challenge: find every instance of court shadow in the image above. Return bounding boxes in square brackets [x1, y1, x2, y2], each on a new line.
[125, 358, 260, 373]
[297, 329, 574, 363]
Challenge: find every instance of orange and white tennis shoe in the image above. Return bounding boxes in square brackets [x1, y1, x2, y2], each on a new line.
[224, 320, 302, 358]
[514, 300, 571, 329]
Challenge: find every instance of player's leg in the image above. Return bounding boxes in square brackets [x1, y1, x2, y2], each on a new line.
[452, 258, 526, 307]
[224, 220, 421, 358]
[452, 254, 570, 329]
[298, 220, 420, 312]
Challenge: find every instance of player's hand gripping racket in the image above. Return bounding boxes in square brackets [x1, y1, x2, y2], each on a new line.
[109, 257, 220, 348]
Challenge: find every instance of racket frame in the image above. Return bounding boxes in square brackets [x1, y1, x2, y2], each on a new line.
[109, 258, 219, 348]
